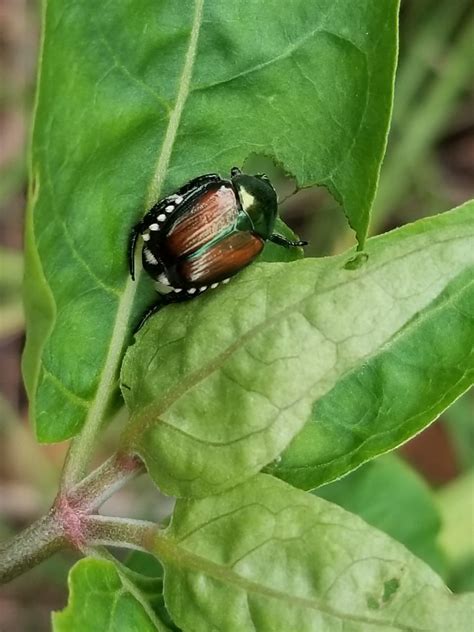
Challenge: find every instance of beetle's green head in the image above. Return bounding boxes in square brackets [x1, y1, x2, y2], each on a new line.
[232, 172, 278, 239]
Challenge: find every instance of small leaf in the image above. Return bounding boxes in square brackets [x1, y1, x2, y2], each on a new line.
[122, 202, 474, 497]
[53, 558, 171, 632]
[315, 454, 446, 575]
[22, 0, 399, 442]
[155, 474, 474, 631]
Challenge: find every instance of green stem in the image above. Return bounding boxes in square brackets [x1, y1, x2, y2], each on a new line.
[0, 452, 144, 584]
[0, 511, 65, 583]
[84, 515, 158, 552]
[69, 453, 145, 511]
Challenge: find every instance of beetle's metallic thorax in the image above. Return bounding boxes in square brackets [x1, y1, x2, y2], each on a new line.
[232, 174, 278, 240]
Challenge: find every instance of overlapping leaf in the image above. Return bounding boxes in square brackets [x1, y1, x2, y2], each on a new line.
[271, 203, 474, 489]
[22, 0, 399, 442]
[122, 202, 474, 497]
[157, 475, 473, 631]
[315, 455, 446, 575]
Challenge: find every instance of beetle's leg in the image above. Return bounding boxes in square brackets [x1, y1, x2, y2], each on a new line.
[134, 291, 193, 333]
[128, 222, 144, 281]
[270, 233, 308, 248]
[135, 301, 163, 333]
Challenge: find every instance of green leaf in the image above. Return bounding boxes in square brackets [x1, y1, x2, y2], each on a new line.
[315, 454, 446, 575]
[125, 550, 164, 579]
[122, 202, 474, 497]
[53, 558, 171, 632]
[22, 0, 399, 443]
[155, 474, 473, 631]
[450, 558, 474, 594]
[124, 554, 182, 631]
[270, 202, 474, 490]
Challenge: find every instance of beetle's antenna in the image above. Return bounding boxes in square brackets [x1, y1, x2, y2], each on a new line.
[128, 226, 140, 281]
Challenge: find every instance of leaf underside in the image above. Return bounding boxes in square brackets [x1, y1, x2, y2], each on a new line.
[272, 211, 474, 489]
[159, 475, 474, 631]
[123, 202, 474, 497]
[314, 454, 446, 576]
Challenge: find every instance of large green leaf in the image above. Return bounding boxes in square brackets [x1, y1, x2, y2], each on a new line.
[271, 204, 474, 489]
[315, 455, 446, 575]
[156, 474, 473, 631]
[22, 0, 399, 442]
[53, 558, 171, 631]
[122, 202, 474, 497]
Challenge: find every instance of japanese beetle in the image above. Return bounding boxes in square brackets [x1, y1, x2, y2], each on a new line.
[129, 167, 307, 329]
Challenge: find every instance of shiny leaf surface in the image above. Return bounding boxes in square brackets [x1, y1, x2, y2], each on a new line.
[22, 0, 399, 442]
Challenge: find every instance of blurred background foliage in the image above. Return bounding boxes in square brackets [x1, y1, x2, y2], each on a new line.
[0, 1, 473, 629]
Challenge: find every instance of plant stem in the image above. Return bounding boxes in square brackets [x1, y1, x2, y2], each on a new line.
[84, 515, 159, 552]
[0, 511, 65, 583]
[69, 452, 145, 512]
[0, 452, 145, 584]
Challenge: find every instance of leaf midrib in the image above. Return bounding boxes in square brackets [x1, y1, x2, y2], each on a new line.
[156, 529, 434, 632]
[62, 0, 205, 488]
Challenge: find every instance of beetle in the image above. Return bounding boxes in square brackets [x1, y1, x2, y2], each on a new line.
[129, 167, 307, 329]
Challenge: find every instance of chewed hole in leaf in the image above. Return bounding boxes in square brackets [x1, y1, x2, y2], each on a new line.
[383, 577, 401, 602]
[244, 153, 354, 256]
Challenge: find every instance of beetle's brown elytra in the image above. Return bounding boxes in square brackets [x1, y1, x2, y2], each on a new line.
[129, 167, 307, 330]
